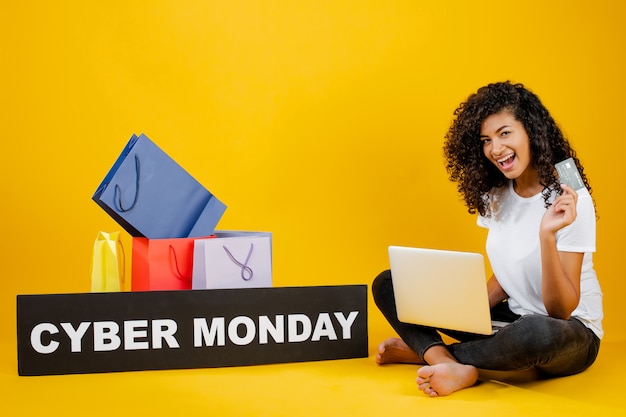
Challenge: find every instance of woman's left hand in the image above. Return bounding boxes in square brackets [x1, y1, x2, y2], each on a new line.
[540, 184, 578, 235]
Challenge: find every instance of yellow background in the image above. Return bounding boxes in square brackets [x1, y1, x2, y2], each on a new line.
[1, 0, 624, 351]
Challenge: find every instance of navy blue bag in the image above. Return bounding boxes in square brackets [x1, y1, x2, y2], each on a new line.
[92, 134, 226, 239]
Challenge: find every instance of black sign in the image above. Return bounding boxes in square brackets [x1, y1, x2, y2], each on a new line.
[17, 285, 368, 376]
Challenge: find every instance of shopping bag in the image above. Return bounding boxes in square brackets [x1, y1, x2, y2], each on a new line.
[92, 133, 227, 239]
[90, 231, 124, 292]
[131, 236, 215, 291]
[192, 231, 272, 290]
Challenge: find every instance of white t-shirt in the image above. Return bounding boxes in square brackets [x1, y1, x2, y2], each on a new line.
[477, 181, 603, 339]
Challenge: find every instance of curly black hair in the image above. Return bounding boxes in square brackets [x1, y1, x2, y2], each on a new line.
[443, 81, 593, 217]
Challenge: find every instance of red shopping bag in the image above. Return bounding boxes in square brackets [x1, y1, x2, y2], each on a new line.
[131, 236, 214, 291]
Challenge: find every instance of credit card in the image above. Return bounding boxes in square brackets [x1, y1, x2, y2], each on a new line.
[555, 158, 585, 190]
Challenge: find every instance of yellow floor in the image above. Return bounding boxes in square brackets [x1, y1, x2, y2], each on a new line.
[2, 333, 624, 416]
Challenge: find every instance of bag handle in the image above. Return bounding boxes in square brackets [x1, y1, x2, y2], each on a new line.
[223, 243, 254, 281]
[113, 154, 140, 212]
[169, 244, 192, 282]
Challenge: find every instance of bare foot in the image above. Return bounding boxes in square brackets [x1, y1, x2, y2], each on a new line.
[375, 338, 424, 365]
[416, 363, 479, 397]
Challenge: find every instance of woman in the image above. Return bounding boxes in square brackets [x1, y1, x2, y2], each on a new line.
[372, 81, 603, 397]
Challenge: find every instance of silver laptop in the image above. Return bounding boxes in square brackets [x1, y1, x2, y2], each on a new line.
[388, 246, 498, 335]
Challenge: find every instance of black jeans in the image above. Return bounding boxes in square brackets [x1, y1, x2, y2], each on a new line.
[372, 269, 600, 376]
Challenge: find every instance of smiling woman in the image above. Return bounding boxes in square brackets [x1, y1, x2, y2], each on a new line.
[373, 81, 602, 397]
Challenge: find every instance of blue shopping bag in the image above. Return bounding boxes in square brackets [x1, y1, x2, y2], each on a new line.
[92, 134, 227, 239]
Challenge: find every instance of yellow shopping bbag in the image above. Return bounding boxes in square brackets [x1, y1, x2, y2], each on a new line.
[90, 231, 125, 292]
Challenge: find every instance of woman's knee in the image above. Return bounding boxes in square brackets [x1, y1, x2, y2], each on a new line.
[372, 269, 392, 292]
[372, 269, 393, 303]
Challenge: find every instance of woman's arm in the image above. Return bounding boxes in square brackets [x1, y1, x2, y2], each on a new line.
[487, 274, 508, 308]
[540, 185, 583, 319]
[540, 237, 583, 319]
